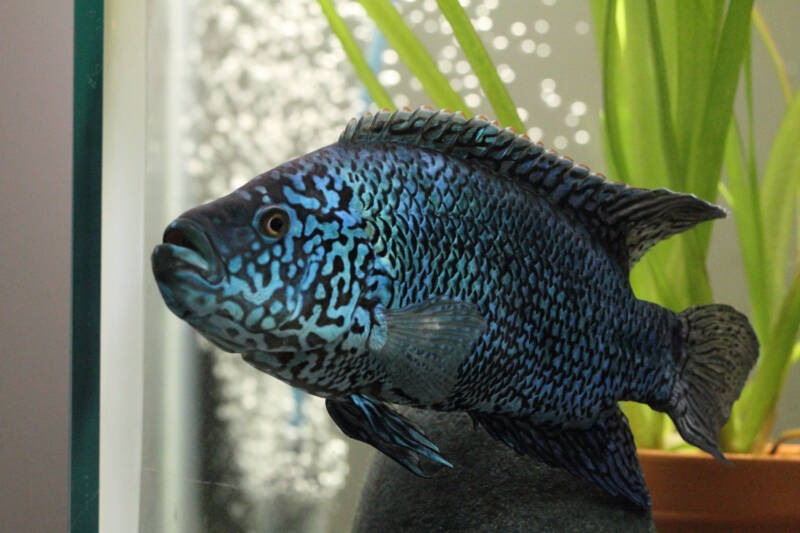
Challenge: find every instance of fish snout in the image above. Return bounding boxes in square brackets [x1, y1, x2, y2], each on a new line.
[152, 217, 224, 284]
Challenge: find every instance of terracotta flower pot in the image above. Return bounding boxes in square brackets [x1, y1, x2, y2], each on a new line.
[639, 444, 800, 532]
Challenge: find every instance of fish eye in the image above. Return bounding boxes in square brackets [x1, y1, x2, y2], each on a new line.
[258, 207, 290, 238]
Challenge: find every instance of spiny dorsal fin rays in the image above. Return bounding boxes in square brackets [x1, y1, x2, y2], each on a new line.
[339, 107, 726, 271]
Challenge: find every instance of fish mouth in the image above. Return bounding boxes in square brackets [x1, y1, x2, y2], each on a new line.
[152, 218, 224, 285]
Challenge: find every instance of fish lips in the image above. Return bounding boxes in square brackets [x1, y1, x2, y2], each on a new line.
[152, 217, 225, 286]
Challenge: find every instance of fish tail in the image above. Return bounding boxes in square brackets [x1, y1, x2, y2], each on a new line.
[667, 305, 759, 460]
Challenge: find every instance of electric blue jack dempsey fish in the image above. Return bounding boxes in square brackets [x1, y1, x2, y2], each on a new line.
[151, 107, 758, 507]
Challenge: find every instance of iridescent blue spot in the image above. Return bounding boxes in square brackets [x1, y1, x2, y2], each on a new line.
[314, 176, 341, 208]
[336, 209, 359, 229]
[283, 186, 320, 210]
[308, 246, 325, 263]
[256, 261, 283, 301]
[245, 263, 264, 294]
[288, 173, 307, 191]
[300, 261, 319, 291]
[219, 300, 244, 321]
[315, 284, 326, 299]
[303, 215, 319, 236]
[280, 235, 294, 262]
[303, 234, 322, 254]
[285, 285, 297, 312]
[229, 255, 242, 274]
[245, 307, 264, 328]
[318, 220, 341, 238]
[259, 316, 276, 330]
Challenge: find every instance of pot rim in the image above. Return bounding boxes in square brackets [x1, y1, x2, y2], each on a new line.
[638, 443, 800, 462]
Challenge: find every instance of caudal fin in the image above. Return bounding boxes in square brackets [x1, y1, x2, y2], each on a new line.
[668, 305, 759, 460]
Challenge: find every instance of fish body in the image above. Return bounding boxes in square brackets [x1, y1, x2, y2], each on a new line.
[152, 108, 758, 506]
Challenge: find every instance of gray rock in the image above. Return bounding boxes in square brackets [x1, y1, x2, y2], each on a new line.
[353, 409, 654, 533]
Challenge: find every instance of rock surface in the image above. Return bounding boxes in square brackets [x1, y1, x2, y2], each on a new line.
[353, 409, 654, 533]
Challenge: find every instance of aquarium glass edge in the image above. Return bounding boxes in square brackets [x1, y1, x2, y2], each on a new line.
[71, 0, 103, 532]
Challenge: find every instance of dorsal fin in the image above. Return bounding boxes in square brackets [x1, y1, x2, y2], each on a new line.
[339, 107, 725, 270]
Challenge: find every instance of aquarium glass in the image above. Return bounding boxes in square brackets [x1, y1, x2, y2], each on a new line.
[92, 0, 800, 531]
[135, 3, 607, 531]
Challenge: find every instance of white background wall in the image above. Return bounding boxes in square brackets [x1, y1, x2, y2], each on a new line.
[0, 1, 73, 532]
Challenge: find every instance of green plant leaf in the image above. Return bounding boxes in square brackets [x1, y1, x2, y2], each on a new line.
[357, 0, 467, 112]
[592, 0, 753, 449]
[731, 90, 800, 451]
[644, 0, 681, 190]
[684, 0, 753, 244]
[593, 0, 631, 186]
[436, 0, 524, 131]
[731, 270, 800, 452]
[592, 0, 680, 444]
[677, 1, 752, 305]
[724, 119, 769, 338]
[318, 0, 394, 110]
[669, 0, 725, 164]
[594, 0, 727, 309]
[620, 402, 663, 449]
[752, 5, 793, 105]
[761, 89, 800, 319]
[643, 256, 684, 312]
[593, 0, 678, 311]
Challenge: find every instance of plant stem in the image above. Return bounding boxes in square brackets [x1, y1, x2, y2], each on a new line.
[357, 0, 467, 112]
[599, 0, 632, 184]
[752, 5, 792, 105]
[733, 272, 800, 452]
[436, 0, 524, 131]
[317, 0, 394, 110]
[643, 0, 681, 189]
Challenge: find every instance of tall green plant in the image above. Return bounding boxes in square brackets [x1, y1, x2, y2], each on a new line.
[589, 0, 753, 448]
[724, 87, 800, 452]
[323, 0, 799, 453]
[591, 0, 800, 453]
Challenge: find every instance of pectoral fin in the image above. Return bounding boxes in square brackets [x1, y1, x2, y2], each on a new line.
[369, 299, 485, 404]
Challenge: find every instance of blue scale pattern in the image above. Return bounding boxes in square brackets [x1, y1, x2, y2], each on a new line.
[325, 140, 677, 422]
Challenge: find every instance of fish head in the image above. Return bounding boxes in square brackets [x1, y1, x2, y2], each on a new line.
[152, 160, 375, 356]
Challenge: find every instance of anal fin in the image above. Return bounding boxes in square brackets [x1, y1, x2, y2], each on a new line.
[472, 406, 650, 508]
[326, 395, 452, 477]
